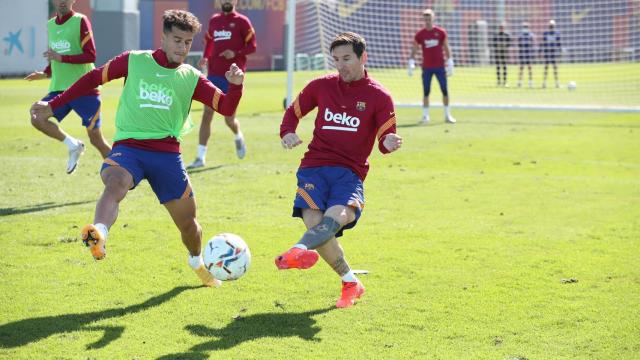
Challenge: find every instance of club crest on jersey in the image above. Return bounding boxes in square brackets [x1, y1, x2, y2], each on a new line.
[356, 101, 366, 111]
[304, 183, 315, 191]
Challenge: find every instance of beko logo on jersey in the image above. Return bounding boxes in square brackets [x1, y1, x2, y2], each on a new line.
[322, 108, 360, 132]
[50, 39, 71, 53]
[424, 39, 439, 48]
[138, 79, 175, 110]
[214, 30, 232, 41]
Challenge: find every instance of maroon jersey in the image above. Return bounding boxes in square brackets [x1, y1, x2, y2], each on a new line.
[414, 26, 447, 68]
[280, 72, 397, 181]
[203, 11, 256, 76]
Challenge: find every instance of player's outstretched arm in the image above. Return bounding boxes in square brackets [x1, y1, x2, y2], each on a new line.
[24, 71, 47, 81]
[382, 133, 403, 153]
[281, 132, 302, 149]
[225, 63, 245, 85]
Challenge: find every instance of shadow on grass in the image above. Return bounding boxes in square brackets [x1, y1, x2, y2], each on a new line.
[186, 164, 225, 175]
[0, 200, 95, 217]
[157, 307, 334, 359]
[0, 286, 198, 350]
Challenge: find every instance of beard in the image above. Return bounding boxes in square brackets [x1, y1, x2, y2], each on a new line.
[221, 3, 234, 12]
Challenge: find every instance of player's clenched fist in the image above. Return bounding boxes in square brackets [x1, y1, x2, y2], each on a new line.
[382, 133, 403, 152]
[281, 132, 303, 149]
[225, 63, 244, 85]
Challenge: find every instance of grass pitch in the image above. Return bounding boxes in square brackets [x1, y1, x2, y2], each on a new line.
[0, 71, 639, 359]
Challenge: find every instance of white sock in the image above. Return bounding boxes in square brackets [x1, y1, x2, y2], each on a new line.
[63, 136, 80, 150]
[196, 145, 207, 160]
[188, 253, 204, 270]
[94, 223, 109, 240]
[422, 107, 429, 118]
[445, 106, 451, 117]
[341, 270, 358, 283]
[293, 243, 307, 250]
[235, 131, 243, 140]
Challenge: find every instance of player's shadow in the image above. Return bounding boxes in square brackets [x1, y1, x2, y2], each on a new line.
[186, 164, 225, 175]
[157, 307, 334, 359]
[0, 200, 95, 217]
[0, 285, 197, 350]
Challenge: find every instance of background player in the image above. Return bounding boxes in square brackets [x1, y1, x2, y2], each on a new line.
[275, 32, 403, 308]
[517, 22, 535, 88]
[187, 0, 256, 169]
[541, 19, 561, 88]
[408, 8, 455, 124]
[25, 0, 110, 174]
[30, 10, 244, 288]
[492, 22, 511, 87]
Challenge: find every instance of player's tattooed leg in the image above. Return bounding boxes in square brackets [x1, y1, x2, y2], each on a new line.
[331, 255, 351, 277]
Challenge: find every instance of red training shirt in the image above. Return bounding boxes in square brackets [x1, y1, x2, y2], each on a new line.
[414, 26, 447, 68]
[203, 10, 256, 76]
[280, 71, 397, 181]
[49, 49, 243, 153]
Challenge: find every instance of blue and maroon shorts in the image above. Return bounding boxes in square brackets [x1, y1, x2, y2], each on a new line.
[292, 166, 364, 238]
[42, 91, 101, 129]
[101, 145, 193, 204]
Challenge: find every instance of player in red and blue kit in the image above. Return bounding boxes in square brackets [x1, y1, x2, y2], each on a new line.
[541, 19, 561, 88]
[408, 8, 455, 124]
[274, 32, 403, 308]
[31, 10, 244, 288]
[25, 0, 111, 174]
[187, 0, 256, 169]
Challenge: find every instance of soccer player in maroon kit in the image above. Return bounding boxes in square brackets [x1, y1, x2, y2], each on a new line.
[274, 32, 403, 308]
[187, 0, 256, 169]
[408, 8, 456, 124]
[25, 0, 111, 173]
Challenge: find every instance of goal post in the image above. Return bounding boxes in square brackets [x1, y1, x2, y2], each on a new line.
[285, 0, 640, 112]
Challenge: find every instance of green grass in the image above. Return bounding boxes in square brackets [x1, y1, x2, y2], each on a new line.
[0, 71, 639, 359]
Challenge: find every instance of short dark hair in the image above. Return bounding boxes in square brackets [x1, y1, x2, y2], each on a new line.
[163, 10, 201, 34]
[329, 32, 366, 58]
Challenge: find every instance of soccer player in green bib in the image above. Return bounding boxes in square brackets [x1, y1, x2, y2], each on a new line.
[25, 0, 111, 174]
[30, 10, 245, 287]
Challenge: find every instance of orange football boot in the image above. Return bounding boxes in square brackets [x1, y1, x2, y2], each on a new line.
[193, 265, 222, 287]
[336, 280, 365, 308]
[81, 224, 106, 260]
[274, 247, 319, 270]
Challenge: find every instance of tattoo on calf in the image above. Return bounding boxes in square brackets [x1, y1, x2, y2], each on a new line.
[331, 256, 351, 276]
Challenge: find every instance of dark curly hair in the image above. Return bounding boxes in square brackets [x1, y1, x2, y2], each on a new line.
[162, 9, 201, 34]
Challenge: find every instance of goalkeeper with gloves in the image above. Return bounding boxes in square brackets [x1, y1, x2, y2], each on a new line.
[408, 8, 455, 124]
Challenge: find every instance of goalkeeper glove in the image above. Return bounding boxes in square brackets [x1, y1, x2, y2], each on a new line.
[407, 58, 416, 76]
[445, 58, 454, 77]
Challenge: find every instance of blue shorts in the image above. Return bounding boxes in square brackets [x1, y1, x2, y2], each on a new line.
[207, 75, 229, 93]
[42, 91, 101, 129]
[293, 166, 364, 238]
[422, 67, 448, 97]
[519, 53, 533, 65]
[101, 145, 193, 204]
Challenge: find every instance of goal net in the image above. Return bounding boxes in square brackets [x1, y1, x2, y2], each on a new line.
[288, 0, 640, 111]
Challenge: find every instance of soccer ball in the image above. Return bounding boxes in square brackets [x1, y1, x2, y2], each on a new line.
[203, 233, 251, 281]
[567, 81, 577, 91]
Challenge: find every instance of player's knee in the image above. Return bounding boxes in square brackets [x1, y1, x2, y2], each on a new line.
[30, 114, 45, 129]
